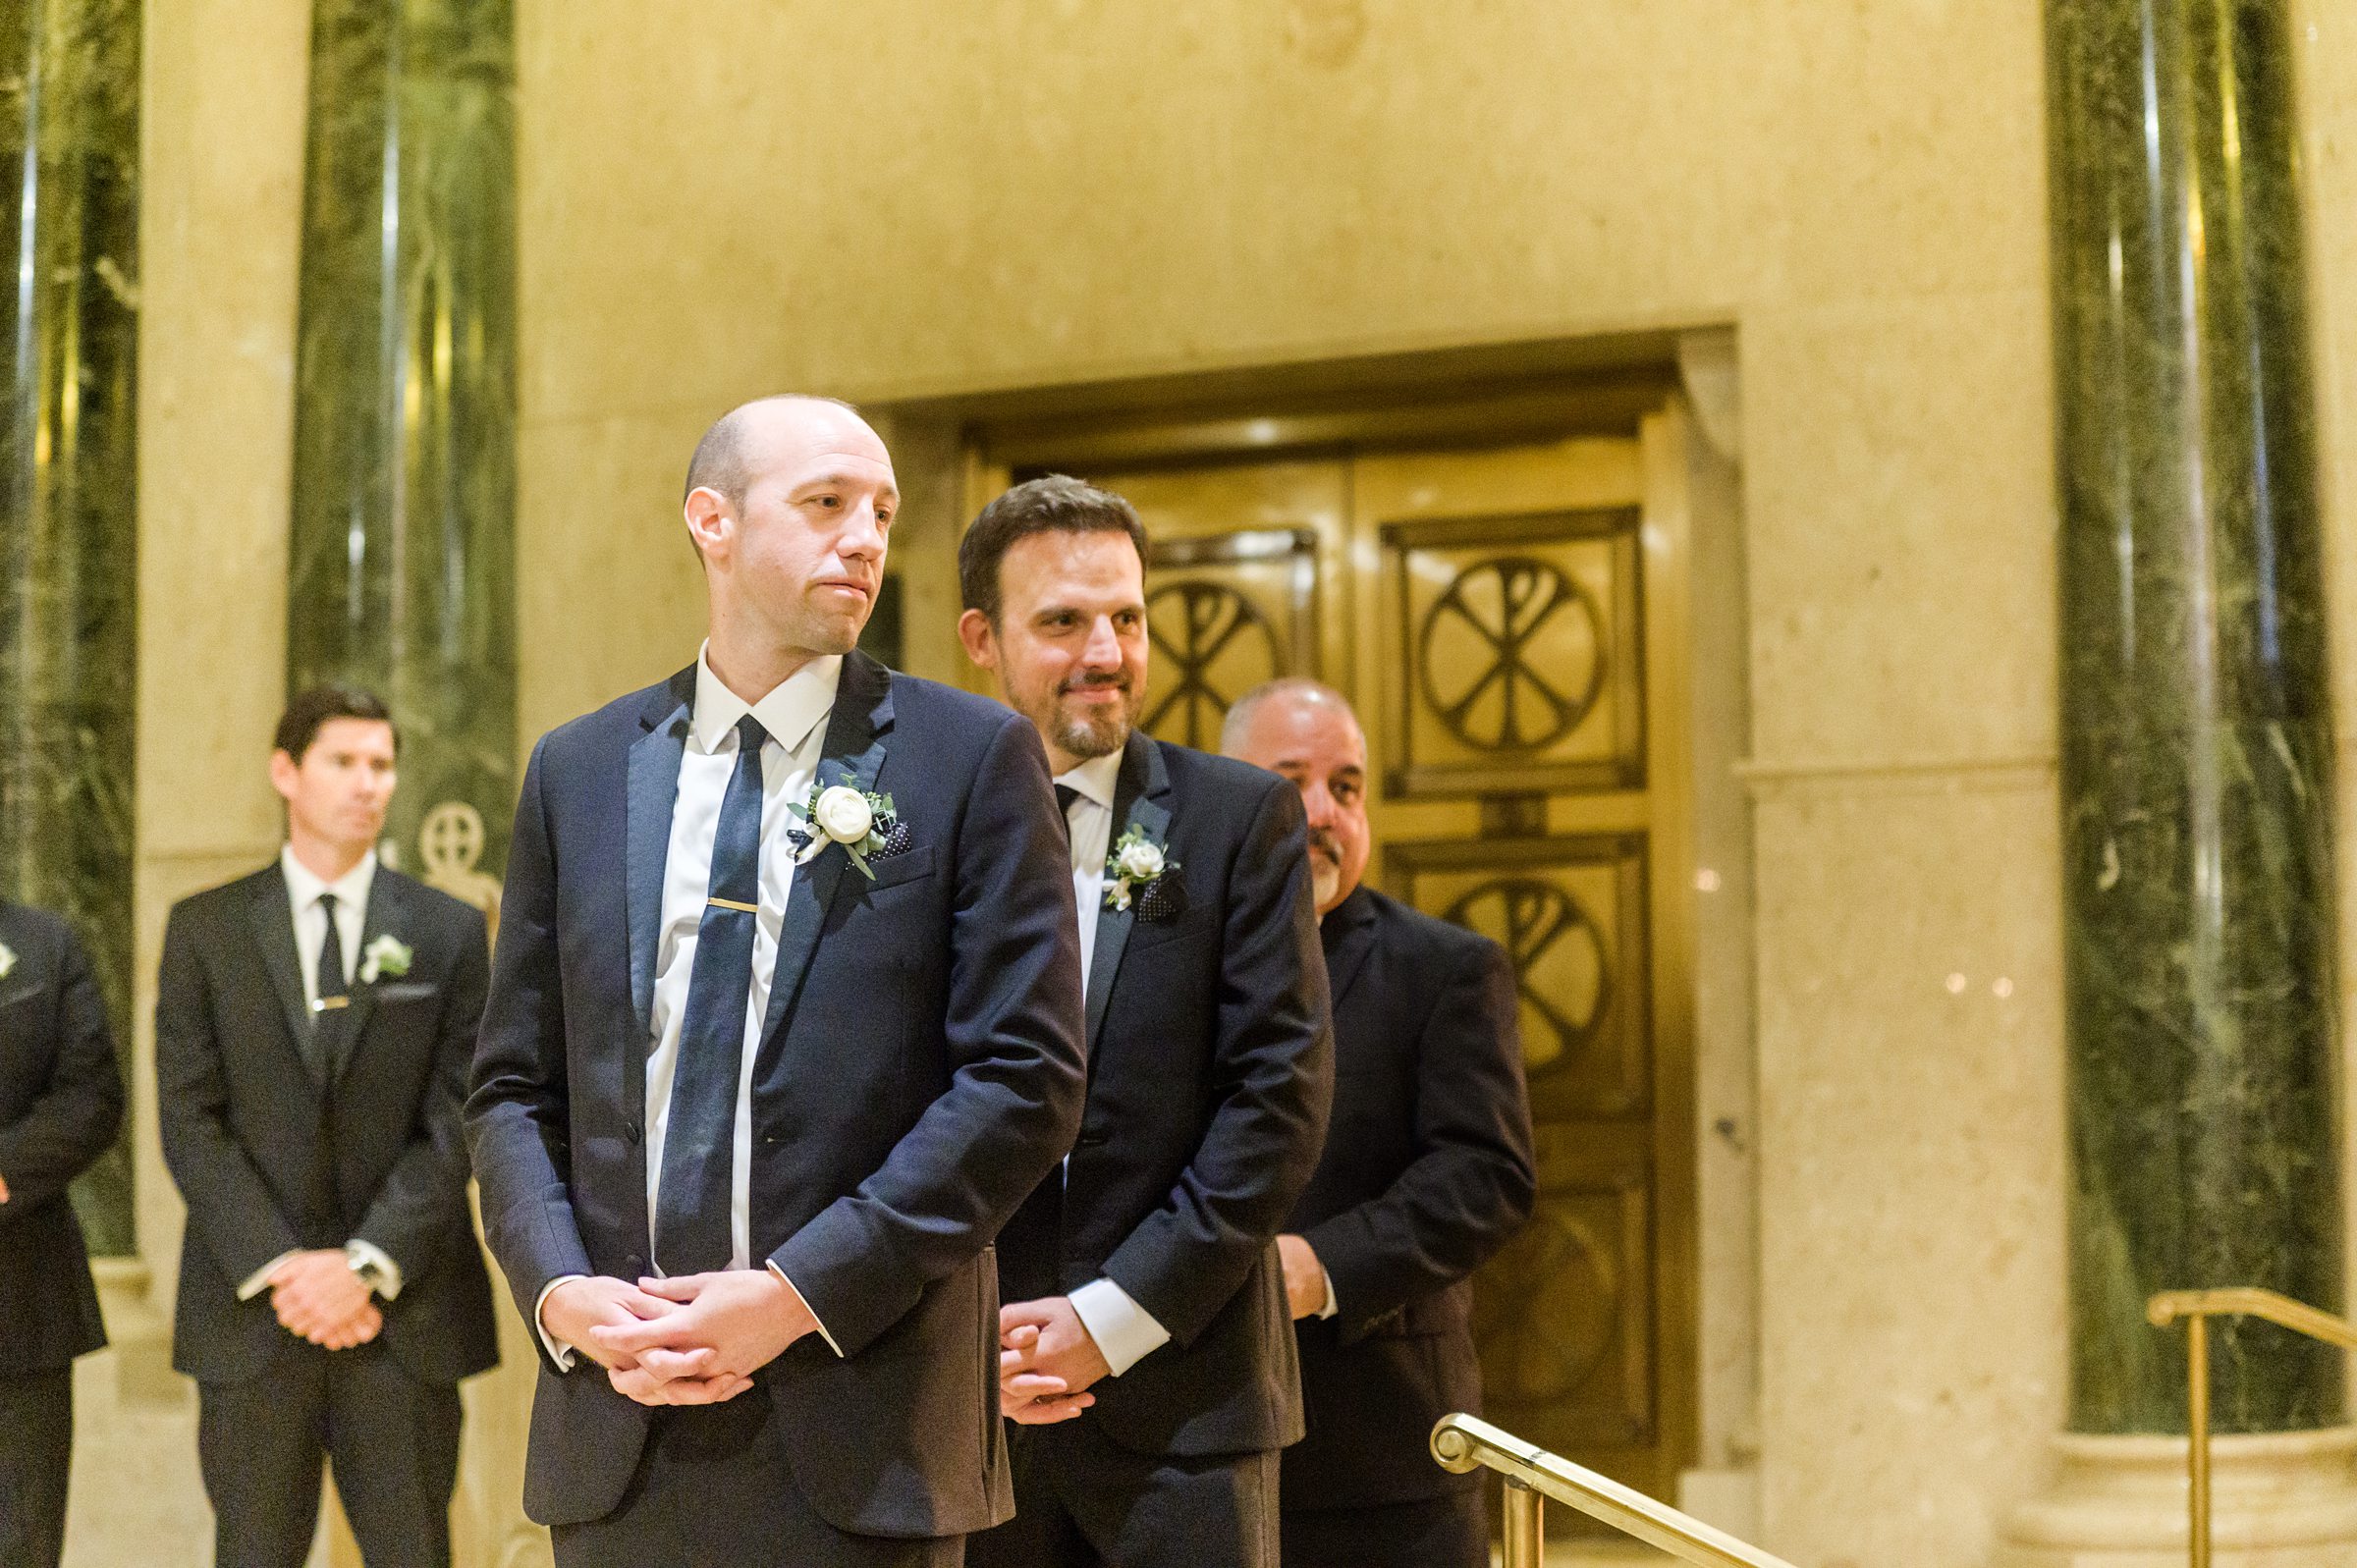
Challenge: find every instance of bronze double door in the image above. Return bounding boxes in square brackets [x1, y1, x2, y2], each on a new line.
[978, 410, 1700, 1500]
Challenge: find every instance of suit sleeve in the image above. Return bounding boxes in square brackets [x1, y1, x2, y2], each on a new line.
[155, 905, 305, 1283]
[466, 735, 596, 1366]
[0, 923, 123, 1218]
[1304, 937, 1536, 1338]
[352, 904, 490, 1288]
[767, 709, 1088, 1357]
[1100, 778, 1335, 1347]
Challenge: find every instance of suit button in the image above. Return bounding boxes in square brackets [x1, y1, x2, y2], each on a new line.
[625, 1254, 644, 1274]
[623, 1120, 641, 1145]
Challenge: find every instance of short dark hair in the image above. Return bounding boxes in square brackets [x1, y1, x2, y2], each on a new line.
[958, 474, 1151, 624]
[275, 683, 397, 762]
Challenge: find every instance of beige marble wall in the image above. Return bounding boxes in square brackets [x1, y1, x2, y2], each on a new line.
[130, 1, 2357, 1565]
[507, 4, 2059, 1564]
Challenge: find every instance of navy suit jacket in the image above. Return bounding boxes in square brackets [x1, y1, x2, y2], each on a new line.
[996, 733, 1334, 1458]
[1281, 886, 1535, 1512]
[466, 651, 1088, 1537]
[155, 865, 499, 1386]
[0, 903, 122, 1376]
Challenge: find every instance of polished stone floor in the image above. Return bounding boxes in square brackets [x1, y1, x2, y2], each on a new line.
[60, 1347, 211, 1567]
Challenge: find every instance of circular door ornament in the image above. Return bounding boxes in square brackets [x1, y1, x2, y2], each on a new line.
[1419, 556, 1605, 753]
[1445, 878, 1609, 1074]
[1473, 1206, 1624, 1407]
[1143, 580, 1279, 749]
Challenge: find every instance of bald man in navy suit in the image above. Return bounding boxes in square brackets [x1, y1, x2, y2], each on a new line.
[1226, 678, 1534, 1568]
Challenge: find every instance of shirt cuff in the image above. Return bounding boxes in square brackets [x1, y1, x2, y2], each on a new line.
[767, 1261, 844, 1357]
[237, 1250, 301, 1302]
[1314, 1263, 1340, 1320]
[535, 1274, 586, 1370]
[345, 1240, 404, 1301]
[1068, 1277, 1171, 1377]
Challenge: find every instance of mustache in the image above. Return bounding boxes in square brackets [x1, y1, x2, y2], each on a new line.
[1307, 828, 1343, 863]
[1059, 673, 1132, 695]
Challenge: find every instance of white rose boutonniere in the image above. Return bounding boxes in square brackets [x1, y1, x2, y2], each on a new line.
[1104, 826, 1180, 915]
[360, 935, 412, 984]
[789, 783, 904, 880]
[0, 941, 15, 980]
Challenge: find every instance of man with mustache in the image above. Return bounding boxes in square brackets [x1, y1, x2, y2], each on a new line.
[1222, 678, 1535, 1568]
[467, 398, 1088, 1566]
[957, 475, 1333, 1568]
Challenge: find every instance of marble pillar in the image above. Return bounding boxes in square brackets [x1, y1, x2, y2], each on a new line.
[0, 0, 138, 1255]
[2008, 1, 2350, 1559]
[285, 0, 516, 892]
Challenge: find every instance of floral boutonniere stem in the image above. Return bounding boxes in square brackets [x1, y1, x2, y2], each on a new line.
[1104, 826, 1178, 913]
[790, 784, 900, 880]
[360, 935, 412, 984]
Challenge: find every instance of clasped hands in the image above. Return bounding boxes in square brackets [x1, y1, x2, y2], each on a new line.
[544, 1269, 816, 1407]
[998, 1296, 1111, 1425]
[265, 1250, 382, 1350]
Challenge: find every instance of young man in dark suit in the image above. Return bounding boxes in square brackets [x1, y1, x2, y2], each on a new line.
[155, 684, 498, 1568]
[958, 476, 1335, 1568]
[0, 902, 123, 1568]
[466, 397, 1088, 1567]
[1224, 678, 1536, 1568]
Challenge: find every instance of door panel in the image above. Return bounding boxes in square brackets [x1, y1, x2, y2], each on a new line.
[993, 415, 1697, 1504]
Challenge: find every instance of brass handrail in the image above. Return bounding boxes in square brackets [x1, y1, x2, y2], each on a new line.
[1430, 1413, 1802, 1568]
[2146, 1287, 2357, 1568]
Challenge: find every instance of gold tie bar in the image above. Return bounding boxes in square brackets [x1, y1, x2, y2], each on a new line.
[707, 896, 758, 914]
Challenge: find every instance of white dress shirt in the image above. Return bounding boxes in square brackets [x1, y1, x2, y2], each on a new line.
[236, 847, 404, 1303]
[1053, 753, 1174, 1378]
[536, 646, 846, 1367]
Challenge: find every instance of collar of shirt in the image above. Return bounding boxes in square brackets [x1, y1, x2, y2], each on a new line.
[280, 843, 377, 915]
[1054, 750, 1124, 816]
[690, 643, 844, 758]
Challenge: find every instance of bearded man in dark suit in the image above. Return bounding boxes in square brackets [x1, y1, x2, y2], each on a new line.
[1225, 677, 1535, 1568]
[0, 901, 123, 1568]
[466, 396, 1088, 1567]
[958, 476, 1334, 1568]
[156, 684, 498, 1568]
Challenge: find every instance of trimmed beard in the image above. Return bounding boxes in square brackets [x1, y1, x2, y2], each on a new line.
[1052, 696, 1134, 761]
[1311, 858, 1342, 911]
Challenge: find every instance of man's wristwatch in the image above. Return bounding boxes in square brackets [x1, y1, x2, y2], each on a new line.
[345, 1244, 392, 1297]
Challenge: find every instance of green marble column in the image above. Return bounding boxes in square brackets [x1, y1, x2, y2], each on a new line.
[0, 0, 137, 1255]
[286, 0, 515, 888]
[2051, 0, 2341, 1434]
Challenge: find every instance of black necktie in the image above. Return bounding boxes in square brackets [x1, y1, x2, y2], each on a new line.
[308, 892, 350, 1082]
[655, 714, 769, 1274]
[1055, 784, 1078, 848]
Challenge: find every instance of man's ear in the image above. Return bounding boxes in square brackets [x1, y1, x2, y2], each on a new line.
[267, 748, 301, 804]
[957, 608, 1000, 672]
[684, 486, 732, 562]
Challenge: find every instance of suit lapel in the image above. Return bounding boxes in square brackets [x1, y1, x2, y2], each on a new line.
[1084, 733, 1171, 1049]
[626, 669, 697, 1038]
[758, 651, 895, 1049]
[1320, 888, 1380, 1008]
[334, 872, 407, 1083]
[245, 872, 325, 1086]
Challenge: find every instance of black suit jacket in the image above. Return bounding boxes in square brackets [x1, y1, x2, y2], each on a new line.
[155, 862, 499, 1387]
[0, 904, 123, 1376]
[466, 651, 1089, 1538]
[997, 733, 1334, 1458]
[1281, 886, 1535, 1511]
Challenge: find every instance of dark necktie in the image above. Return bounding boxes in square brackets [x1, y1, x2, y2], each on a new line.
[655, 714, 769, 1274]
[1055, 784, 1078, 849]
[309, 892, 350, 1083]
